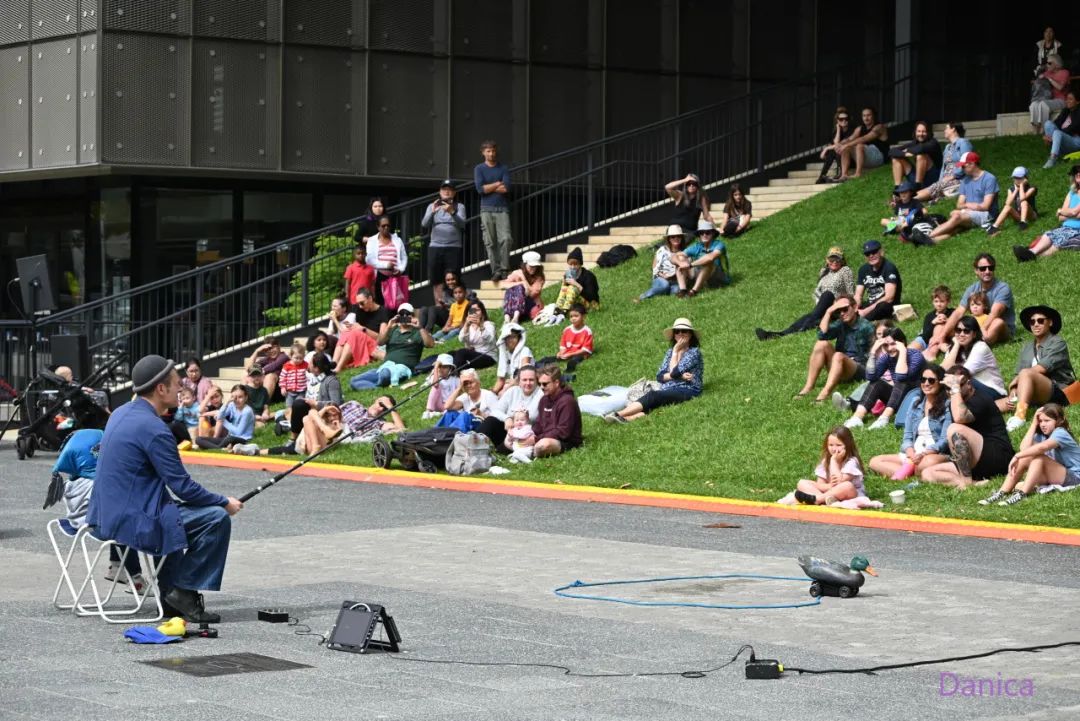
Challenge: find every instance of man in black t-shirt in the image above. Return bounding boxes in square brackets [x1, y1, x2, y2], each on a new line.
[855, 240, 901, 321]
[349, 288, 392, 339]
[921, 365, 1014, 487]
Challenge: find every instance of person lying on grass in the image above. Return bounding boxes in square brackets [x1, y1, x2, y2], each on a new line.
[793, 425, 867, 505]
[604, 318, 703, 423]
[979, 403, 1080, 506]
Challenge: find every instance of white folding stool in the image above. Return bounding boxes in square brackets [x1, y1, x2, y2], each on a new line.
[46, 518, 165, 623]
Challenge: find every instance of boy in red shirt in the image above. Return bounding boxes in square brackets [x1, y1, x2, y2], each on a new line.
[343, 247, 376, 305]
[557, 304, 594, 373]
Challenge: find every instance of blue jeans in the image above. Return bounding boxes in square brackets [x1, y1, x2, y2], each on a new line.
[639, 277, 677, 300]
[158, 505, 231, 592]
[433, 327, 460, 342]
[350, 368, 391, 390]
[1044, 120, 1080, 157]
[638, 387, 697, 413]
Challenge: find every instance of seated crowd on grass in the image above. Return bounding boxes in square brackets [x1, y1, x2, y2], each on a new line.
[178, 109, 1080, 512]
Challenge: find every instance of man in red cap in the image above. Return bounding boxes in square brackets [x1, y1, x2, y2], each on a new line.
[929, 152, 1000, 243]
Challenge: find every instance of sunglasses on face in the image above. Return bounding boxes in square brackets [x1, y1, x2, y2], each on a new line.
[976, 265, 995, 271]
[1030, 317, 1049, 325]
[838, 306, 853, 313]
[955, 327, 975, 334]
[837, 116, 849, 121]
[674, 329, 692, 335]
[919, 377, 938, 385]
[539, 380, 552, 387]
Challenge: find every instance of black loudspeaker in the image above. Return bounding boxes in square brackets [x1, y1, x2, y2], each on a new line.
[51, 334, 91, 381]
[326, 601, 401, 654]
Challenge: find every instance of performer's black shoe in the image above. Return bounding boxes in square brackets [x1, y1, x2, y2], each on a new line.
[163, 587, 221, 624]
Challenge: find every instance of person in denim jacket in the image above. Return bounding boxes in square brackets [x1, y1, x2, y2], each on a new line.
[869, 364, 954, 480]
[605, 318, 703, 424]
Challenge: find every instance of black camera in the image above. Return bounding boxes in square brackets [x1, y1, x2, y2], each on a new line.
[396, 310, 413, 325]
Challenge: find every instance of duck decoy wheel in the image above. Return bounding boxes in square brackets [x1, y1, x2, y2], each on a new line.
[838, 585, 853, 598]
[416, 458, 437, 474]
[808, 581, 822, 598]
[15, 436, 26, 460]
[25, 436, 36, 458]
[372, 438, 391, 468]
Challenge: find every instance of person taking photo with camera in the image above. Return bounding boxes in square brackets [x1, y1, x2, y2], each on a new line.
[348, 303, 434, 390]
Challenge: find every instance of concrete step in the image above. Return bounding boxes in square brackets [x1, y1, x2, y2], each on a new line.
[932, 119, 996, 134]
[748, 183, 830, 196]
[996, 111, 1030, 137]
[477, 279, 561, 291]
[747, 199, 800, 209]
[609, 226, 668, 235]
[754, 208, 777, 218]
[218, 367, 246, 382]
[743, 193, 820, 205]
[546, 247, 614, 263]
[788, 168, 825, 179]
[769, 176, 834, 187]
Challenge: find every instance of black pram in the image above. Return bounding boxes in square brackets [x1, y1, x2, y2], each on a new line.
[371, 427, 460, 474]
[12, 369, 110, 459]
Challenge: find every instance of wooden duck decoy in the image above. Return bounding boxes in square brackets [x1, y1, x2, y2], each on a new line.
[797, 555, 878, 598]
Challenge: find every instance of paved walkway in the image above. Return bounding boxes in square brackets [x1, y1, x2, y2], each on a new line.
[3, 450, 1080, 721]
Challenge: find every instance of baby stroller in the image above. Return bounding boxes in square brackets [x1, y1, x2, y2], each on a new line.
[371, 427, 460, 474]
[11, 369, 110, 460]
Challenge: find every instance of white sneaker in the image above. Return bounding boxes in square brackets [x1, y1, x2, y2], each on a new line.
[868, 416, 890, 431]
[232, 443, 259, 456]
[420, 410, 441, 420]
[843, 416, 864, 429]
[1005, 416, 1026, 433]
[832, 391, 848, 412]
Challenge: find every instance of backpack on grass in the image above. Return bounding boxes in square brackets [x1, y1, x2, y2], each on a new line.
[596, 244, 637, 268]
[445, 431, 494, 476]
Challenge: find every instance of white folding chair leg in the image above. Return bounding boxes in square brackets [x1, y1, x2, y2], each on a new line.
[73, 531, 164, 624]
[46, 519, 85, 612]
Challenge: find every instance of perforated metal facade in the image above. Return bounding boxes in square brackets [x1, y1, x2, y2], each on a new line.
[0, 0, 836, 183]
[101, 33, 190, 165]
[78, 35, 97, 162]
[30, 0, 79, 40]
[192, 0, 280, 43]
[192, 40, 279, 169]
[284, 0, 363, 48]
[31, 37, 79, 167]
[101, 0, 190, 35]
[0, 2, 31, 46]
[0, 47, 31, 170]
[368, 52, 447, 178]
[281, 46, 364, 173]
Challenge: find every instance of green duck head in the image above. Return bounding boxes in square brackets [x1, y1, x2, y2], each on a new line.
[850, 556, 878, 576]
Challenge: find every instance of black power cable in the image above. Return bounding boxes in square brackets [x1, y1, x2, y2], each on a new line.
[785, 640, 1080, 676]
[385, 643, 757, 679]
[287, 615, 1080, 681]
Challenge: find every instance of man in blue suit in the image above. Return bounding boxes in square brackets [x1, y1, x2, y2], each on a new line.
[88, 355, 243, 623]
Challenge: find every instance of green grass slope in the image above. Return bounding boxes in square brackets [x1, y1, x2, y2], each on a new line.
[252, 133, 1080, 529]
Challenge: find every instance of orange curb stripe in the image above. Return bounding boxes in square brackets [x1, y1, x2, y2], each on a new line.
[182, 452, 1080, 547]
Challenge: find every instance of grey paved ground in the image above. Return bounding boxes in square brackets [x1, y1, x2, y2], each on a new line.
[3, 446, 1080, 721]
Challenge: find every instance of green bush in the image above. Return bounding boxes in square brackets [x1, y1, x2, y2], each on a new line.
[260, 224, 358, 334]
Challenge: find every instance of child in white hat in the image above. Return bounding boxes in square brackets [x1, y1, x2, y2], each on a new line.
[422, 354, 460, 419]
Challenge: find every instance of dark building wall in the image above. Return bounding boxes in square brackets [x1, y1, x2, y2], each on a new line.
[1, 0, 875, 183]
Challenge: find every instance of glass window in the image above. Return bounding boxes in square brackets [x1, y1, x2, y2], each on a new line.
[243, 192, 313, 248]
[323, 194, 367, 225]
